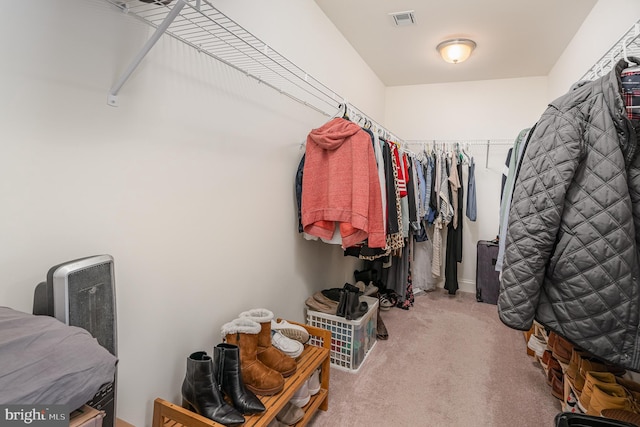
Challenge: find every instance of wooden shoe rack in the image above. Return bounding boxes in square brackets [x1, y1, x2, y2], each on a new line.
[527, 322, 575, 411]
[152, 321, 331, 427]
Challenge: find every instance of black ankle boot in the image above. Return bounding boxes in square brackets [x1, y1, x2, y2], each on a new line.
[213, 344, 266, 415]
[345, 290, 368, 320]
[181, 351, 245, 426]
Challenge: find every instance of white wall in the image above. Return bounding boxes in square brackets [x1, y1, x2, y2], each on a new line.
[385, 77, 549, 293]
[0, 1, 385, 426]
[547, 0, 640, 100]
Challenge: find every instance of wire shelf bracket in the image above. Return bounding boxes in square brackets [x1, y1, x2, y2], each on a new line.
[107, 0, 186, 107]
[104, 0, 344, 117]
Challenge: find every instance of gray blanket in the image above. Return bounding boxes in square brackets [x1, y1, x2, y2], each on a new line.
[0, 306, 117, 410]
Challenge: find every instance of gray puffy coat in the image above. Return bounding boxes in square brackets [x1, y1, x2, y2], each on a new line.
[498, 59, 640, 371]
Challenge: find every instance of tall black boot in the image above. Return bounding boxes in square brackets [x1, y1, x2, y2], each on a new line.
[213, 343, 266, 414]
[181, 351, 245, 426]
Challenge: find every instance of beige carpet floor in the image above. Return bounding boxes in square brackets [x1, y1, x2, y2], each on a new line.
[308, 289, 562, 427]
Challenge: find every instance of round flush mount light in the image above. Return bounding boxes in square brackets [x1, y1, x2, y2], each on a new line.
[436, 39, 477, 64]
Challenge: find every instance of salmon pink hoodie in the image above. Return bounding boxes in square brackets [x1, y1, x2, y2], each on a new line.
[302, 118, 385, 248]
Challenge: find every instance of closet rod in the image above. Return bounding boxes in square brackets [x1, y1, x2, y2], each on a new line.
[342, 102, 402, 144]
[405, 139, 514, 169]
[580, 20, 640, 81]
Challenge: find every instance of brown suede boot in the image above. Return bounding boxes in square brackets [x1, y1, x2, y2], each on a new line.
[222, 318, 284, 396]
[239, 309, 297, 378]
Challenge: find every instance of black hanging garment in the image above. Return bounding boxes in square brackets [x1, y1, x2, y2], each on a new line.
[444, 158, 464, 295]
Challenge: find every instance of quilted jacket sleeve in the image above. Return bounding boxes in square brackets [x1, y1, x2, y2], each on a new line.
[498, 107, 584, 331]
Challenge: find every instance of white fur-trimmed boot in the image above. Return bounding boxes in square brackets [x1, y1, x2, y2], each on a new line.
[239, 309, 297, 378]
[221, 318, 284, 396]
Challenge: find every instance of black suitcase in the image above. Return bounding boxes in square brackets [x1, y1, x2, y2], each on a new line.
[476, 240, 500, 304]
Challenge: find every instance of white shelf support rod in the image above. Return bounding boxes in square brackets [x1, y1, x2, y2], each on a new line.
[107, 0, 186, 107]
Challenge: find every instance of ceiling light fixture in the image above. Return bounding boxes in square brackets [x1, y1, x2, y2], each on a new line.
[436, 39, 476, 64]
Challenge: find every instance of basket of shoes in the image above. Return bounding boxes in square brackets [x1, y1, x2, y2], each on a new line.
[306, 295, 378, 372]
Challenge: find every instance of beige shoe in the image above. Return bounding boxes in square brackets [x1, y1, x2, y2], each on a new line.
[305, 296, 333, 314]
[271, 319, 310, 344]
[276, 402, 304, 425]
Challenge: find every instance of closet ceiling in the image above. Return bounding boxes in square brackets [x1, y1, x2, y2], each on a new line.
[314, 0, 598, 86]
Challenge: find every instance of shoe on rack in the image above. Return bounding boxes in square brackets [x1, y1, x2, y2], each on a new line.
[181, 351, 245, 426]
[527, 333, 547, 359]
[547, 332, 558, 351]
[276, 402, 305, 425]
[586, 382, 636, 416]
[566, 388, 579, 408]
[307, 369, 321, 396]
[575, 356, 626, 393]
[617, 377, 640, 394]
[551, 369, 564, 400]
[267, 418, 287, 427]
[566, 348, 589, 386]
[578, 371, 617, 413]
[271, 331, 304, 359]
[239, 309, 297, 378]
[552, 334, 573, 364]
[289, 381, 311, 408]
[212, 343, 266, 415]
[221, 318, 285, 396]
[547, 357, 562, 386]
[271, 319, 310, 344]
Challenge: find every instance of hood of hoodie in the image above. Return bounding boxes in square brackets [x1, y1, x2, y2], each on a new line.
[308, 118, 361, 151]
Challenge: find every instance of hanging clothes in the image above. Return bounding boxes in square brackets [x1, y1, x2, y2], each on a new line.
[385, 142, 404, 251]
[411, 227, 438, 292]
[416, 157, 428, 220]
[444, 156, 462, 295]
[498, 59, 640, 371]
[466, 157, 477, 221]
[432, 150, 454, 277]
[494, 127, 534, 272]
[383, 239, 410, 304]
[302, 117, 385, 248]
[455, 160, 464, 263]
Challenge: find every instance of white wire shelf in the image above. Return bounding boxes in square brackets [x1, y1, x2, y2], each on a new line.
[581, 20, 640, 81]
[105, 0, 346, 117]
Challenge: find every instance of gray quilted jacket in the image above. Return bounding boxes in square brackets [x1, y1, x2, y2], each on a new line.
[498, 59, 640, 371]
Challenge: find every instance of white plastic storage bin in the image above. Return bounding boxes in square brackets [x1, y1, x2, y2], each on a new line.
[306, 295, 378, 372]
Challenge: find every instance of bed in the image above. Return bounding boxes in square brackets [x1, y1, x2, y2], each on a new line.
[0, 306, 118, 411]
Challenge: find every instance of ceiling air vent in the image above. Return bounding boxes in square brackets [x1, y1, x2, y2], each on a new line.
[389, 10, 415, 26]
